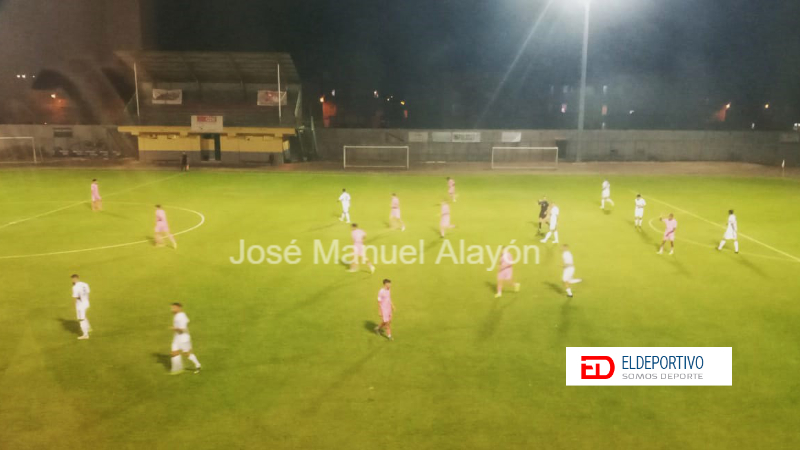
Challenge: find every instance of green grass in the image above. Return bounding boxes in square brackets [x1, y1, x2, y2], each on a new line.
[1, 169, 799, 449]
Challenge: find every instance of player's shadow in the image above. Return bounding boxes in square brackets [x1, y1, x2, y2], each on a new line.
[57, 318, 80, 336]
[306, 222, 338, 232]
[544, 281, 563, 295]
[557, 300, 574, 343]
[363, 320, 378, 334]
[151, 353, 171, 370]
[662, 256, 692, 278]
[477, 297, 517, 342]
[144, 236, 156, 245]
[736, 256, 769, 278]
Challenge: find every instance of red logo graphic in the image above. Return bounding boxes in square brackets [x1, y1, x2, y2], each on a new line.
[581, 356, 616, 379]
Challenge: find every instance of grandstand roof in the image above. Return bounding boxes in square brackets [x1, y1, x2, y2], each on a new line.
[115, 51, 300, 84]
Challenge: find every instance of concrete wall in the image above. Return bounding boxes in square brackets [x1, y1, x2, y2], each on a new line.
[316, 129, 800, 166]
[0, 125, 135, 159]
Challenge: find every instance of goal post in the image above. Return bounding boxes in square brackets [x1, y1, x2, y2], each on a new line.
[0, 137, 41, 164]
[491, 146, 558, 170]
[343, 145, 410, 169]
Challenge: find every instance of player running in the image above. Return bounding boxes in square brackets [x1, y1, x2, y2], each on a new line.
[657, 213, 678, 255]
[717, 209, 739, 254]
[493, 247, 520, 298]
[338, 188, 351, 223]
[390, 193, 406, 231]
[373, 279, 395, 341]
[169, 302, 201, 375]
[634, 194, 646, 230]
[447, 177, 457, 202]
[91, 179, 102, 211]
[540, 202, 560, 244]
[154, 205, 177, 249]
[601, 180, 615, 210]
[440, 201, 455, 238]
[349, 223, 376, 273]
[537, 196, 549, 234]
[71, 274, 92, 340]
[562, 245, 582, 298]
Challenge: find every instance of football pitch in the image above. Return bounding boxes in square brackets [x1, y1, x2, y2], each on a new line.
[1, 168, 799, 449]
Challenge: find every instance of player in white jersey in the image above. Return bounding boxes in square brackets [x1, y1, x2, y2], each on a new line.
[170, 303, 201, 375]
[634, 194, 647, 230]
[71, 274, 92, 340]
[601, 180, 615, 210]
[540, 203, 560, 244]
[338, 188, 351, 223]
[717, 209, 739, 254]
[561, 245, 582, 298]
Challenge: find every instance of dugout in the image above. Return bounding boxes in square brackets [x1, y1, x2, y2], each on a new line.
[115, 51, 303, 165]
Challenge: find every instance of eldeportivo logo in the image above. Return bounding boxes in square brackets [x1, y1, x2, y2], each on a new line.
[580, 356, 615, 379]
[567, 347, 732, 386]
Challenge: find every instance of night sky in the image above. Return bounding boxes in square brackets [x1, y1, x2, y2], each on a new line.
[156, 0, 800, 102]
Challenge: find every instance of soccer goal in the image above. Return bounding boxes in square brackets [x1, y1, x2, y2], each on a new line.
[491, 146, 558, 170]
[0, 137, 42, 164]
[343, 146, 410, 169]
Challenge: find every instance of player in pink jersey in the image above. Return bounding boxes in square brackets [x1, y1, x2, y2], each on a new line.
[90, 179, 102, 211]
[447, 177, 457, 202]
[349, 223, 375, 273]
[657, 213, 678, 255]
[440, 201, 455, 238]
[154, 204, 177, 249]
[373, 279, 395, 340]
[389, 193, 406, 231]
[493, 247, 520, 298]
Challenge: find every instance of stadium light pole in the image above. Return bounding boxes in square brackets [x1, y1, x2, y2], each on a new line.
[576, 0, 591, 163]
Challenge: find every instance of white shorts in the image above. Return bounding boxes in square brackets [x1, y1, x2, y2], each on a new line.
[602, 190, 611, 199]
[75, 300, 89, 320]
[341, 204, 350, 213]
[172, 334, 192, 353]
[724, 229, 737, 240]
[549, 220, 558, 231]
[634, 208, 644, 218]
[563, 266, 576, 282]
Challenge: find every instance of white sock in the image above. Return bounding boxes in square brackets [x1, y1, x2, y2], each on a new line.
[601, 199, 605, 208]
[554, 231, 559, 242]
[79, 320, 89, 336]
[718, 240, 725, 250]
[345, 212, 351, 222]
[187, 353, 201, 368]
[542, 232, 552, 241]
[171, 355, 183, 372]
[608, 199, 615, 205]
[566, 288, 573, 296]
[734, 241, 739, 252]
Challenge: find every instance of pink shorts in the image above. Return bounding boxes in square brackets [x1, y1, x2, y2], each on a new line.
[353, 244, 365, 257]
[663, 232, 675, 242]
[448, 188, 455, 195]
[440, 216, 451, 228]
[498, 267, 513, 281]
[92, 195, 101, 201]
[155, 223, 170, 233]
[391, 209, 401, 219]
[380, 304, 393, 323]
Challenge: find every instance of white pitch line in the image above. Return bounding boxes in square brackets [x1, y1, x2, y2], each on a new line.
[0, 204, 205, 260]
[0, 173, 184, 230]
[646, 218, 796, 264]
[634, 190, 800, 263]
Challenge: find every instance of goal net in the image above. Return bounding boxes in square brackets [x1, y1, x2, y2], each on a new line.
[0, 137, 41, 164]
[491, 147, 558, 170]
[343, 146, 409, 169]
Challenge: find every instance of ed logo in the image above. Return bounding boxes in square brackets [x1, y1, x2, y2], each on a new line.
[581, 356, 615, 379]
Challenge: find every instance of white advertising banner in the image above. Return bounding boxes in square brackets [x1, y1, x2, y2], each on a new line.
[191, 115, 224, 133]
[501, 131, 522, 143]
[566, 347, 732, 386]
[451, 131, 481, 143]
[431, 132, 452, 143]
[152, 89, 182, 105]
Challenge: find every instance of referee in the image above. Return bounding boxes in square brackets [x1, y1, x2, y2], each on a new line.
[537, 196, 549, 234]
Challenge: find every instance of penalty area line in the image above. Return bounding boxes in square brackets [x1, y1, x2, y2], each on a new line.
[634, 189, 800, 263]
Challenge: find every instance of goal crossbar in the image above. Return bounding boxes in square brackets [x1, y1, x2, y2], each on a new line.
[343, 145, 410, 169]
[491, 146, 558, 170]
